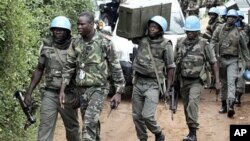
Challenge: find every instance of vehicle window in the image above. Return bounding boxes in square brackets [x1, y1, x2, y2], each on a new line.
[168, 12, 185, 35]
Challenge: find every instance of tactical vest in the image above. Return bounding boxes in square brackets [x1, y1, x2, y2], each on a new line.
[177, 37, 207, 80]
[219, 26, 240, 56]
[133, 37, 169, 79]
[73, 33, 109, 86]
[41, 39, 68, 89]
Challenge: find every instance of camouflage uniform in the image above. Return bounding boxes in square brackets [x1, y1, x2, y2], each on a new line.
[210, 23, 250, 114]
[132, 37, 175, 141]
[235, 22, 250, 104]
[62, 31, 125, 141]
[203, 0, 222, 9]
[174, 36, 217, 129]
[179, 0, 202, 17]
[38, 38, 80, 141]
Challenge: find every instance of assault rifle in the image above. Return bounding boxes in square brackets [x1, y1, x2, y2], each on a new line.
[14, 91, 37, 130]
[168, 83, 179, 121]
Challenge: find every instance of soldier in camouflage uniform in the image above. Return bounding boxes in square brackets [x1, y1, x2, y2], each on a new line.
[131, 16, 175, 141]
[218, 5, 227, 24]
[179, 0, 202, 17]
[24, 16, 80, 141]
[209, 9, 250, 118]
[234, 10, 250, 106]
[174, 16, 220, 141]
[59, 11, 125, 141]
[186, 1, 200, 17]
[203, 0, 222, 9]
[203, 7, 221, 41]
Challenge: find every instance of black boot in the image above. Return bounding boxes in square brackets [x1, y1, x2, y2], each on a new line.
[155, 131, 165, 141]
[228, 100, 235, 118]
[183, 127, 197, 141]
[235, 92, 242, 105]
[219, 100, 227, 113]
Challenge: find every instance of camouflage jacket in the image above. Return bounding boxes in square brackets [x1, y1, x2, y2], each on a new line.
[62, 31, 125, 94]
[174, 37, 217, 81]
[133, 37, 175, 82]
[210, 24, 250, 62]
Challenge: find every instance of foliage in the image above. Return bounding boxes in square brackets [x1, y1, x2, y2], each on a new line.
[0, 0, 92, 140]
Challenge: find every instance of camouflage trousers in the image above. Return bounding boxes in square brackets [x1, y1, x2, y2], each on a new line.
[38, 89, 80, 141]
[78, 86, 109, 141]
[219, 57, 239, 101]
[132, 76, 162, 140]
[180, 78, 202, 128]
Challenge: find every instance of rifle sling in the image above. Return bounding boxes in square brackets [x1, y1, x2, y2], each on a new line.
[145, 41, 165, 95]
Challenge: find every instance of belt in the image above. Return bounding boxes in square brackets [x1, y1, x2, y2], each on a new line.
[221, 55, 238, 59]
[135, 71, 154, 78]
[44, 87, 60, 93]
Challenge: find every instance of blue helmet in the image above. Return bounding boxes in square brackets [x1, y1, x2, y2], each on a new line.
[183, 16, 200, 31]
[218, 6, 227, 16]
[243, 70, 250, 81]
[208, 7, 220, 15]
[149, 16, 168, 32]
[227, 9, 238, 17]
[237, 10, 244, 19]
[50, 16, 71, 31]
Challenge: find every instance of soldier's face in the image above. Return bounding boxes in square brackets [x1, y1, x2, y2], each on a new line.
[77, 16, 94, 36]
[51, 28, 68, 41]
[208, 13, 217, 19]
[148, 22, 161, 38]
[186, 31, 198, 40]
[226, 16, 237, 25]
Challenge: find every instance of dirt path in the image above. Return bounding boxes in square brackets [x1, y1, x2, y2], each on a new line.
[54, 89, 250, 141]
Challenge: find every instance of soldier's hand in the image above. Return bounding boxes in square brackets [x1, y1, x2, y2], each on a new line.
[59, 91, 65, 109]
[110, 93, 121, 109]
[215, 82, 221, 94]
[24, 94, 32, 107]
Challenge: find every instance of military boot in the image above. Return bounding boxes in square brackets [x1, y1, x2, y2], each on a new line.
[183, 127, 197, 141]
[219, 100, 227, 113]
[155, 131, 165, 141]
[228, 100, 235, 118]
[235, 92, 242, 105]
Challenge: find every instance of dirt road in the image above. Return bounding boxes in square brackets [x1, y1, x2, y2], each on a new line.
[54, 89, 250, 141]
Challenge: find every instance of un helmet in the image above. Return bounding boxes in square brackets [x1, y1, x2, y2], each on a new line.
[50, 16, 71, 31]
[183, 16, 200, 31]
[237, 10, 244, 19]
[208, 7, 220, 15]
[219, 6, 227, 16]
[243, 70, 250, 81]
[148, 16, 168, 32]
[226, 9, 238, 17]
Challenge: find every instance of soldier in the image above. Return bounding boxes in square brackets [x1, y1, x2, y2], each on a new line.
[59, 11, 125, 141]
[234, 10, 250, 106]
[204, 0, 222, 10]
[174, 16, 220, 141]
[218, 6, 227, 24]
[210, 9, 250, 118]
[131, 15, 175, 141]
[179, 0, 202, 17]
[24, 16, 80, 141]
[186, 1, 200, 17]
[204, 7, 221, 41]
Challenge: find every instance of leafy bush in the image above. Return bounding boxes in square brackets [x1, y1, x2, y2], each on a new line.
[0, 0, 92, 140]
